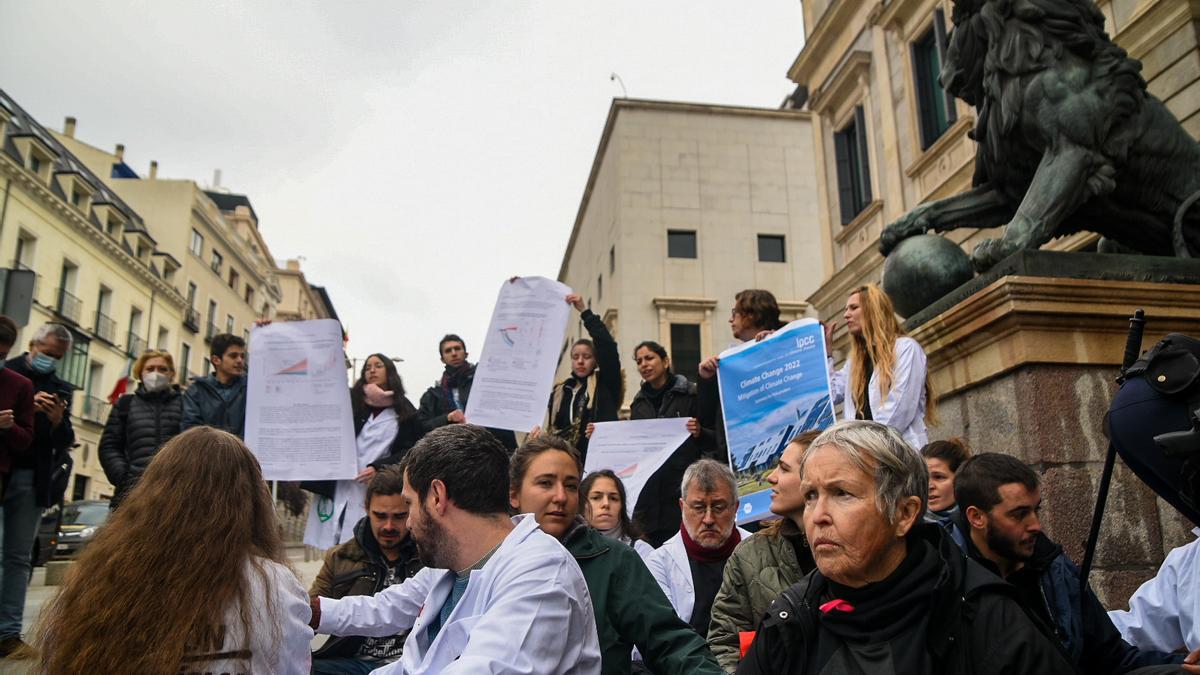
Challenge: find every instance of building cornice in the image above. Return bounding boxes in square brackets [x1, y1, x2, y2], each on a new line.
[788, 0, 880, 84]
[190, 197, 278, 292]
[809, 51, 873, 114]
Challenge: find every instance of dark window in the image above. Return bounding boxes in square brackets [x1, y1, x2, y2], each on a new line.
[609, 246, 615, 274]
[913, 10, 957, 150]
[70, 475, 90, 502]
[60, 330, 90, 389]
[670, 324, 702, 383]
[667, 230, 697, 259]
[834, 106, 873, 225]
[758, 235, 786, 263]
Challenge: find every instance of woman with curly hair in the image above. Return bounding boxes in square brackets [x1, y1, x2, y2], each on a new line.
[33, 426, 311, 674]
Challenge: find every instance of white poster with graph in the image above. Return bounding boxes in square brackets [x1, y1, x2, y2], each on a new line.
[245, 319, 357, 480]
[465, 276, 572, 432]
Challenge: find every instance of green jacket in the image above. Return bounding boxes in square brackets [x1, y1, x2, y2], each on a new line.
[561, 518, 722, 675]
[707, 518, 814, 673]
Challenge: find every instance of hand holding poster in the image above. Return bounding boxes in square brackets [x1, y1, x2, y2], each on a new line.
[465, 276, 572, 432]
[584, 418, 692, 518]
[718, 319, 835, 523]
[244, 319, 357, 481]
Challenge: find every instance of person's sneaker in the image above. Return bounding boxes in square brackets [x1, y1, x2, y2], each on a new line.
[0, 636, 30, 659]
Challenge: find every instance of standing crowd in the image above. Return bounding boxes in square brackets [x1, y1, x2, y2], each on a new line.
[0, 283, 1193, 673]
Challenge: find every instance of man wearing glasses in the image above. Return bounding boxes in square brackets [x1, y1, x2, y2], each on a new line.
[645, 459, 750, 638]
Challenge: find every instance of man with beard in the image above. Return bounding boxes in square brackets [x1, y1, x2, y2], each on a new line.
[310, 424, 601, 674]
[646, 459, 749, 639]
[952, 453, 1182, 674]
[418, 334, 516, 452]
[310, 466, 423, 673]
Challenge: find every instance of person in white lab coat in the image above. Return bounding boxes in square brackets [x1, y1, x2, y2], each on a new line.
[1110, 529, 1200, 662]
[311, 424, 602, 674]
[828, 283, 935, 449]
[304, 353, 425, 549]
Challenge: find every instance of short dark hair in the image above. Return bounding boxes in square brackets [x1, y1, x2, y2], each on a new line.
[438, 334, 466, 355]
[953, 453, 1040, 514]
[580, 469, 643, 540]
[364, 464, 407, 510]
[210, 334, 246, 359]
[632, 340, 668, 362]
[402, 425, 509, 515]
[734, 289, 782, 331]
[510, 434, 582, 493]
[0, 315, 18, 347]
[921, 437, 972, 472]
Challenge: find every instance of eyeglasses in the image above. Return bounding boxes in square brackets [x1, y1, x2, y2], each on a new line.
[686, 501, 730, 517]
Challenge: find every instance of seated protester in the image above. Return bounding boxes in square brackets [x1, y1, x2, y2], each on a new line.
[647, 459, 750, 640]
[629, 341, 716, 547]
[1110, 533, 1200, 658]
[418, 334, 517, 452]
[33, 427, 311, 673]
[921, 436, 971, 522]
[581, 469, 655, 560]
[697, 289, 785, 461]
[311, 424, 601, 674]
[708, 431, 819, 673]
[951, 452, 1183, 674]
[539, 293, 621, 461]
[739, 421, 1075, 675]
[310, 466, 424, 674]
[509, 435, 722, 675]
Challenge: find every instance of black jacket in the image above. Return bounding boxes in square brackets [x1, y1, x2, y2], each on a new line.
[950, 515, 1184, 674]
[98, 385, 183, 506]
[629, 374, 716, 547]
[302, 398, 425, 500]
[696, 375, 730, 465]
[737, 523, 1078, 675]
[417, 364, 517, 450]
[6, 354, 75, 507]
[547, 309, 621, 458]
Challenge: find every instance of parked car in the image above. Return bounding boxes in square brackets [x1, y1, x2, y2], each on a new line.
[54, 500, 110, 559]
[31, 504, 61, 567]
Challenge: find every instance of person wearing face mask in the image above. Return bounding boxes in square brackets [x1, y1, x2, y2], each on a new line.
[1, 323, 75, 656]
[304, 354, 425, 550]
[509, 435, 722, 675]
[99, 350, 183, 509]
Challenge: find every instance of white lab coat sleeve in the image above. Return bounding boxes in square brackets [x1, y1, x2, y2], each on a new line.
[271, 563, 315, 674]
[1108, 540, 1193, 652]
[439, 566, 601, 674]
[644, 547, 674, 609]
[871, 338, 927, 438]
[317, 566, 436, 638]
[828, 356, 846, 406]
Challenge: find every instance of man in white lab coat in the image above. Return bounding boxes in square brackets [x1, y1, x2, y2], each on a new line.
[309, 424, 602, 674]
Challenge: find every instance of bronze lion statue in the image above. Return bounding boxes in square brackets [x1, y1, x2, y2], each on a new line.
[879, 0, 1200, 270]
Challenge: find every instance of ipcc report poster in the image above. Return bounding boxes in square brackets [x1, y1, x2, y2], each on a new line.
[718, 319, 835, 524]
[465, 276, 572, 433]
[584, 418, 693, 518]
[245, 319, 357, 481]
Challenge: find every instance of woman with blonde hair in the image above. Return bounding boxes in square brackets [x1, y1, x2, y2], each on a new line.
[35, 426, 311, 673]
[99, 349, 184, 508]
[829, 283, 936, 448]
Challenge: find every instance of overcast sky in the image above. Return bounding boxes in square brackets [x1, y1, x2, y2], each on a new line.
[0, 2, 805, 394]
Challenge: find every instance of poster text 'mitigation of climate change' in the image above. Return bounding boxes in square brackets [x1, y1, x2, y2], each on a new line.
[718, 319, 835, 524]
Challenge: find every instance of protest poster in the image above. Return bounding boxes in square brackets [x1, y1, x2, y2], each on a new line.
[465, 276, 572, 432]
[584, 418, 693, 517]
[718, 319, 835, 523]
[244, 319, 358, 481]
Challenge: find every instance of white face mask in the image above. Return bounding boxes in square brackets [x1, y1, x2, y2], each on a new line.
[141, 371, 170, 393]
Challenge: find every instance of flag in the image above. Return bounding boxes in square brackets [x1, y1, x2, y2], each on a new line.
[108, 357, 133, 405]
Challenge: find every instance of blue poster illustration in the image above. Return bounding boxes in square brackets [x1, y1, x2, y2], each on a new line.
[718, 319, 835, 524]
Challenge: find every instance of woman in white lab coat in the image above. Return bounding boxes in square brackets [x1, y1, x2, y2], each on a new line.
[829, 283, 936, 448]
[304, 353, 425, 548]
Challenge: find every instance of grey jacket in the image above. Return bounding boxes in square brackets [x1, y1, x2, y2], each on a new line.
[181, 374, 247, 438]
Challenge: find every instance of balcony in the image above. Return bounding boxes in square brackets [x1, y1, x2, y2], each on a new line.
[205, 322, 217, 343]
[80, 395, 111, 425]
[94, 311, 116, 344]
[126, 331, 146, 357]
[55, 288, 82, 325]
[184, 308, 200, 333]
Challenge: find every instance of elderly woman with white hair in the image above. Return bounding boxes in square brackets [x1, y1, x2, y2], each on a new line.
[737, 420, 1073, 675]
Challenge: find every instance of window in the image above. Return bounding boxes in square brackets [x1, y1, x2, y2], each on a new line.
[71, 475, 90, 502]
[157, 326, 169, 350]
[245, 285, 254, 305]
[597, 274, 603, 301]
[913, 10, 956, 150]
[670, 324, 702, 383]
[210, 250, 223, 274]
[226, 314, 235, 334]
[609, 246, 615, 274]
[189, 229, 204, 257]
[180, 343, 192, 384]
[229, 268, 239, 289]
[60, 330, 90, 389]
[834, 106, 873, 225]
[71, 191, 83, 209]
[207, 300, 217, 331]
[243, 328, 250, 343]
[29, 155, 41, 175]
[667, 230, 698, 259]
[14, 234, 35, 270]
[758, 235, 787, 263]
[186, 282, 197, 308]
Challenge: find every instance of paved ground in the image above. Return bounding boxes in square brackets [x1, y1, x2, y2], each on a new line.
[0, 545, 325, 672]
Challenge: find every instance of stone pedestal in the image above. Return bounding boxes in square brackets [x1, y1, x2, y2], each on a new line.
[909, 262, 1200, 607]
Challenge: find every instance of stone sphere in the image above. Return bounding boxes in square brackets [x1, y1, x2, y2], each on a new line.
[881, 234, 974, 318]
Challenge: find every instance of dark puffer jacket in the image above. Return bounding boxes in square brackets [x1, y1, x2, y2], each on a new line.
[547, 309, 622, 459]
[418, 364, 517, 451]
[99, 385, 183, 506]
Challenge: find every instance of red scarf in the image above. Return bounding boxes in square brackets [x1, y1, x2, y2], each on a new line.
[679, 522, 741, 563]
